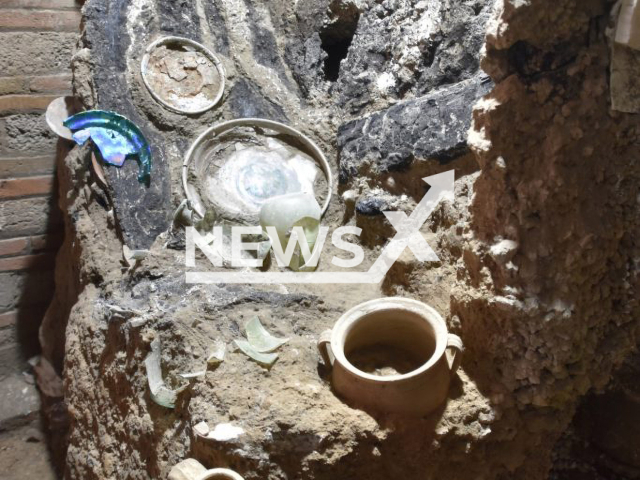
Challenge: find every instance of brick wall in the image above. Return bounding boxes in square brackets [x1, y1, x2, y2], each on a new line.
[0, 0, 82, 378]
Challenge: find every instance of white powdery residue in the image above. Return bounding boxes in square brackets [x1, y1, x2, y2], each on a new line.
[417, 12, 434, 41]
[490, 239, 518, 259]
[207, 423, 244, 441]
[125, 0, 149, 53]
[168, 91, 214, 112]
[467, 125, 492, 153]
[416, 0, 441, 41]
[376, 72, 396, 94]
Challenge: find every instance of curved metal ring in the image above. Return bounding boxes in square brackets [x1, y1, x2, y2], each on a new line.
[140, 36, 225, 115]
[182, 118, 333, 219]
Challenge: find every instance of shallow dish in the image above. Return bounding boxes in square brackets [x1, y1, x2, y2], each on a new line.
[141, 36, 225, 114]
[182, 118, 332, 224]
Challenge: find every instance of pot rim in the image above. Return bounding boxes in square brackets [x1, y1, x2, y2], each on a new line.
[196, 468, 245, 480]
[140, 35, 226, 115]
[330, 297, 449, 383]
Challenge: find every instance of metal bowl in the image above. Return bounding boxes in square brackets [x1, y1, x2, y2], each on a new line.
[183, 118, 333, 224]
[141, 36, 225, 115]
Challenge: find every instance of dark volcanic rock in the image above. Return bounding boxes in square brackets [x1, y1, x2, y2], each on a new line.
[156, 0, 201, 39]
[203, 0, 230, 56]
[83, 0, 172, 250]
[337, 73, 493, 182]
[355, 197, 388, 215]
[336, 0, 494, 114]
[227, 79, 288, 121]
[244, 0, 294, 89]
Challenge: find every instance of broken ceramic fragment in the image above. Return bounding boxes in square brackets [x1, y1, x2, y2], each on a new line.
[182, 118, 332, 223]
[144, 338, 183, 408]
[123, 245, 150, 268]
[63, 110, 152, 184]
[178, 370, 207, 379]
[193, 421, 210, 437]
[207, 423, 244, 442]
[141, 36, 225, 114]
[259, 193, 322, 271]
[90, 152, 108, 188]
[45, 96, 82, 140]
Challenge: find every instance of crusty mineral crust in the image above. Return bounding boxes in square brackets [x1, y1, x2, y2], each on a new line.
[452, 0, 640, 477]
[42, 0, 640, 479]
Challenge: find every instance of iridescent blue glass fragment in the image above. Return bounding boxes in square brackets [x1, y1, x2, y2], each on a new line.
[63, 110, 152, 185]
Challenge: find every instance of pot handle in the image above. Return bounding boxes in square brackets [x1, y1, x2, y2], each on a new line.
[446, 334, 464, 376]
[317, 329, 334, 368]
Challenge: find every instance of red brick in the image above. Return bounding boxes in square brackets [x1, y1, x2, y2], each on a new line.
[30, 232, 62, 252]
[0, 94, 58, 113]
[0, 77, 28, 95]
[0, 9, 81, 31]
[0, 156, 56, 179]
[0, 310, 17, 328]
[0, 253, 55, 271]
[0, 196, 63, 239]
[28, 74, 72, 93]
[0, 0, 80, 9]
[0, 176, 54, 199]
[0, 237, 28, 257]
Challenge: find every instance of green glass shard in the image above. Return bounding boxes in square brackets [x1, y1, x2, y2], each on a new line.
[144, 338, 178, 408]
[234, 339, 278, 367]
[245, 317, 289, 353]
[207, 340, 226, 366]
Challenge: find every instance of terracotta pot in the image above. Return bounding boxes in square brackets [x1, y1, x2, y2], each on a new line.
[196, 468, 245, 480]
[318, 297, 463, 416]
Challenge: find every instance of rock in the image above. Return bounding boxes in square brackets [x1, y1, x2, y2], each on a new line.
[80, 0, 173, 250]
[338, 73, 493, 182]
[355, 196, 388, 215]
[226, 79, 288, 121]
[489, 239, 518, 263]
[334, 0, 493, 114]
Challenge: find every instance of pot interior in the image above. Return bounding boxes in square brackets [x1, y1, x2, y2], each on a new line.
[343, 308, 437, 377]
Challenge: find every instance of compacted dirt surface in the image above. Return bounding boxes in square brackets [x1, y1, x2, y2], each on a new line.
[0, 420, 57, 480]
[35, 0, 640, 479]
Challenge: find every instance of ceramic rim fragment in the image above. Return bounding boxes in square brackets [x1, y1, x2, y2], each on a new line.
[45, 96, 82, 140]
[141, 36, 225, 115]
[182, 118, 333, 220]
